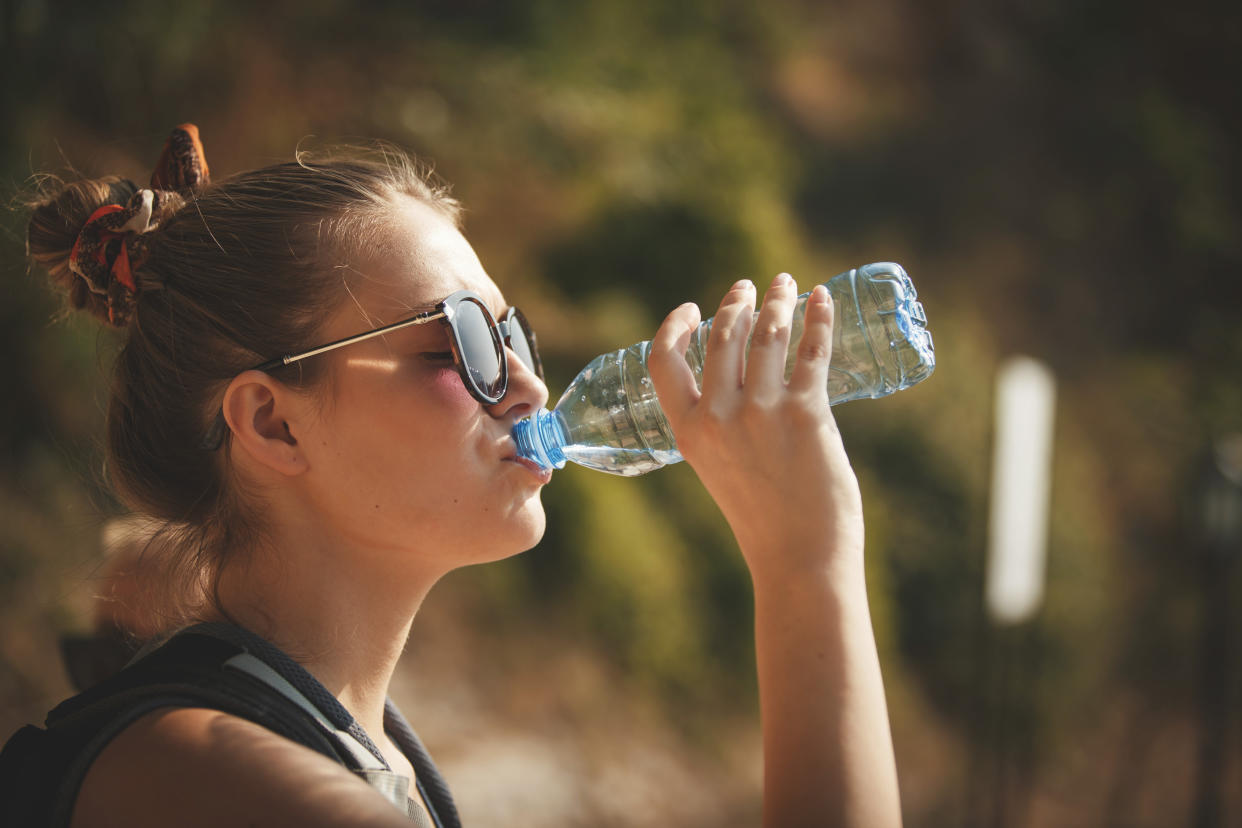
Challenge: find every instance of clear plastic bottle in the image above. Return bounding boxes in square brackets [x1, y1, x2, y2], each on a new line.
[513, 262, 934, 476]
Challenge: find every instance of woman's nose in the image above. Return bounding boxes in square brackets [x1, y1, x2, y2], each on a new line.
[490, 346, 549, 420]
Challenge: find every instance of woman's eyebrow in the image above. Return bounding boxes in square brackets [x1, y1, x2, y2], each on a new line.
[392, 299, 444, 314]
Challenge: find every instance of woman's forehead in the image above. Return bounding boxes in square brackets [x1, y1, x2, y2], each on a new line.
[357, 199, 506, 315]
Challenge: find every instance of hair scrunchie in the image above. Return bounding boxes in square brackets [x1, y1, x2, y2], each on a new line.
[67, 190, 156, 326]
[66, 124, 212, 327]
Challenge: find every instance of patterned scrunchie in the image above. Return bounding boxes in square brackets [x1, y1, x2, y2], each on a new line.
[67, 124, 211, 326]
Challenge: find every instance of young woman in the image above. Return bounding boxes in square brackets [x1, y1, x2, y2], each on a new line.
[8, 126, 901, 826]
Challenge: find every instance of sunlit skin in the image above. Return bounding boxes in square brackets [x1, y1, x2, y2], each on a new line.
[72, 199, 901, 827]
[649, 277, 902, 826]
[212, 196, 550, 769]
[73, 197, 552, 827]
[242, 197, 551, 574]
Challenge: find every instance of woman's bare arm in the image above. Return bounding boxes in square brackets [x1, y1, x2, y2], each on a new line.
[648, 275, 902, 827]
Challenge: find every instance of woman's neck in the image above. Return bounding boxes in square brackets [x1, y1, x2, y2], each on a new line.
[211, 527, 445, 741]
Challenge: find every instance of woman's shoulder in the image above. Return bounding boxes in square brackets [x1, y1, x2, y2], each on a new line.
[71, 706, 411, 828]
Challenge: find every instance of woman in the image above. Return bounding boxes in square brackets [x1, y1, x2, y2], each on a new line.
[7, 125, 901, 826]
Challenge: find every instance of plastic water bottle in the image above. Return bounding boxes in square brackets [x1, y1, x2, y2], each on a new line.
[513, 262, 934, 476]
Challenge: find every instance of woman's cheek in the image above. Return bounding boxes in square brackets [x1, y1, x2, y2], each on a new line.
[426, 365, 479, 410]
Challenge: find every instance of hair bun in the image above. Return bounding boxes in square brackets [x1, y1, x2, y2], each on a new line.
[26, 124, 212, 327]
[26, 176, 142, 326]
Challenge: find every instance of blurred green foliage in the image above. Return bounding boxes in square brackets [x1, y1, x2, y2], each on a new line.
[2, 0, 1240, 823]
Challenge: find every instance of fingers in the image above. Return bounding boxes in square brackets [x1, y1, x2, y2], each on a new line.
[700, 279, 756, 399]
[648, 300, 703, 426]
[746, 273, 799, 399]
[788, 284, 834, 399]
[653, 275, 831, 435]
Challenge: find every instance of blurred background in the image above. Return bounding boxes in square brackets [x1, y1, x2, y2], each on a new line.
[2, 0, 1240, 825]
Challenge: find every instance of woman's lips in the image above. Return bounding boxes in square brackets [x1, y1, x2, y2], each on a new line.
[508, 454, 553, 484]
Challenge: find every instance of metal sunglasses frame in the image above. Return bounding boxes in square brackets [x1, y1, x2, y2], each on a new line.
[200, 289, 543, 450]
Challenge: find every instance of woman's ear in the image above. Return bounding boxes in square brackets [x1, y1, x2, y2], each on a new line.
[221, 371, 309, 476]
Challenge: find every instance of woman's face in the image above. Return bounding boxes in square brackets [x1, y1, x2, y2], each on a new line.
[292, 196, 550, 573]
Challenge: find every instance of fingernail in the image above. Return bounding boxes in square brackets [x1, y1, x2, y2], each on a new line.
[774, 272, 793, 286]
[732, 278, 753, 290]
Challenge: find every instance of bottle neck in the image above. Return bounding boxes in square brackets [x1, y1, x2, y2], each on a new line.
[512, 408, 568, 470]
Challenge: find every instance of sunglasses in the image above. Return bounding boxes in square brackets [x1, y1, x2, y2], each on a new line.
[201, 290, 543, 450]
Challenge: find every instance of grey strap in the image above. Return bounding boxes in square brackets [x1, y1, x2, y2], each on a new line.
[223, 652, 420, 817]
[224, 653, 386, 772]
[206, 626, 448, 825]
[406, 795, 437, 828]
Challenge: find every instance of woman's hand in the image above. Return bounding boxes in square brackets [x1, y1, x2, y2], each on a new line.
[649, 274, 902, 827]
[647, 274, 864, 584]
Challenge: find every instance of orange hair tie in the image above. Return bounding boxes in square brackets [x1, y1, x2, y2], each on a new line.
[67, 191, 154, 325]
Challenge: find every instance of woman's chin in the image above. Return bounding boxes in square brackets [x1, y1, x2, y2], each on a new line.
[462, 499, 547, 566]
[508, 502, 548, 556]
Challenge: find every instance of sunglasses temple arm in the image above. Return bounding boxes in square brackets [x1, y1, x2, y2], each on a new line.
[271, 310, 447, 368]
[200, 310, 449, 451]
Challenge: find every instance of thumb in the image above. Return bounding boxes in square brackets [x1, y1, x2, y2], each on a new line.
[647, 302, 702, 428]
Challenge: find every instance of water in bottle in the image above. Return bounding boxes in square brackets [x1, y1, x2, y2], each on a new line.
[513, 262, 934, 476]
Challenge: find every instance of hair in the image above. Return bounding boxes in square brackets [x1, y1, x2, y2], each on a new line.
[25, 145, 461, 631]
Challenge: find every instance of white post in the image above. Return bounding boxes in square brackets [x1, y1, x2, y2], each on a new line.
[985, 356, 1057, 625]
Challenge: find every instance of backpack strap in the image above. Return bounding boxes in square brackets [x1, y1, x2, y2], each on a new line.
[187, 623, 460, 827]
[222, 650, 388, 771]
[185, 623, 397, 768]
[385, 700, 462, 828]
[0, 624, 459, 827]
[3, 630, 346, 827]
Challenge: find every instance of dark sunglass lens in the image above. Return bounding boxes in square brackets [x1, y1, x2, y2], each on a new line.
[455, 300, 504, 396]
[508, 317, 538, 374]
